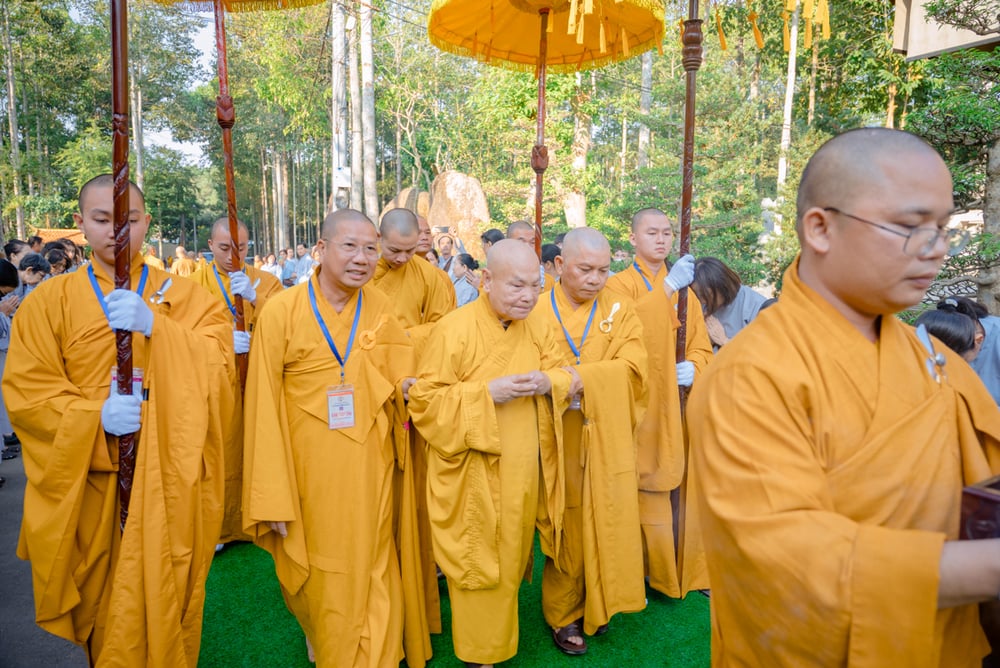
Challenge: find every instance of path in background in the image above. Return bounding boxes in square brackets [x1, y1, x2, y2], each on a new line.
[199, 542, 711, 667]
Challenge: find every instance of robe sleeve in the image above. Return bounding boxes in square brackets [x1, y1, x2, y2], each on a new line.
[409, 325, 502, 458]
[688, 360, 944, 667]
[684, 292, 714, 376]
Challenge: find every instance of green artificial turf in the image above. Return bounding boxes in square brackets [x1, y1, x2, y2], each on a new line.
[200, 541, 711, 667]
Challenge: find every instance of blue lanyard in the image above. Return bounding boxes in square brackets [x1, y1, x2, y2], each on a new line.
[550, 289, 598, 365]
[212, 264, 238, 318]
[308, 281, 362, 383]
[633, 261, 653, 292]
[88, 264, 148, 319]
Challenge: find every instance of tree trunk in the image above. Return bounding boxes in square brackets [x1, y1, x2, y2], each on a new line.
[776, 5, 799, 191]
[563, 72, 592, 229]
[619, 113, 627, 191]
[348, 17, 363, 211]
[637, 52, 652, 169]
[886, 81, 897, 129]
[2, 1, 24, 238]
[808, 38, 817, 127]
[980, 138, 1000, 315]
[359, 0, 378, 219]
[331, 0, 347, 208]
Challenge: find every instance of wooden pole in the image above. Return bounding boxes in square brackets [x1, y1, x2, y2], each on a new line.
[214, 0, 248, 387]
[111, 0, 135, 531]
[530, 8, 550, 260]
[675, 3, 703, 386]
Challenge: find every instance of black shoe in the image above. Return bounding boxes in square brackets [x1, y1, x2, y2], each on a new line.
[3, 432, 19, 447]
[0, 476, 5, 488]
[1, 449, 17, 460]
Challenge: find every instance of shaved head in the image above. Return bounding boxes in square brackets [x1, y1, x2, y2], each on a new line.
[379, 208, 419, 238]
[211, 216, 249, 239]
[561, 227, 610, 260]
[415, 215, 433, 255]
[506, 220, 536, 246]
[208, 216, 250, 271]
[631, 207, 669, 232]
[483, 239, 541, 321]
[796, 128, 942, 238]
[322, 208, 374, 240]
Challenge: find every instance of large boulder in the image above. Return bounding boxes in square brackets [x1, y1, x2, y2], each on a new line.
[380, 187, 430, 221]
[427, 171, 491, 259]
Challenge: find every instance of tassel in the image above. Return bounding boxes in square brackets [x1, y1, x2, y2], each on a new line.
[804, 19, 812, 49]
[748, 10, 764, 49]
[679, 17, 685, 43]
[599, 20, 607, 53]
[547, 10, 555, 32]
[803, 0, 814, 22]
[568, 0, 578, 35]
[785, 0, 795, 12]
[716, 6, 727, 50]
[584, 0, 593, 14]
[818, 0, 830, 38]
[577, 13, 585, 45]
[782, 11, 790, 52]
[622, 27, 630, 57]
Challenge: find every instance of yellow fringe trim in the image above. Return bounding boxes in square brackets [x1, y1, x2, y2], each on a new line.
[715, 6, 727, 51]
[151, 0, 324, 12]
[782, 11, 790, 52]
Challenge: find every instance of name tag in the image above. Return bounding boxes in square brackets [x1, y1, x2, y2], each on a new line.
[327, 384, 356, 430]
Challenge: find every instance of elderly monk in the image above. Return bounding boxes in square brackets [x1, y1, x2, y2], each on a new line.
[408, 240, 572, 668]
[170, 245, 197, 277]
[243, 208, 419, 667]
[605, 208, 713, 597]
[4, 174, 232, 666]
[688, 128, 1000, 667]
[507, 220, 555, 292]
[189, 217, 282, 544]
[143, 244, 165, 270]
[537, 228, 647, 655]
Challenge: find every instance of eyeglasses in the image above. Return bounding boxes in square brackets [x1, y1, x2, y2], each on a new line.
[823, 207, 969, 257]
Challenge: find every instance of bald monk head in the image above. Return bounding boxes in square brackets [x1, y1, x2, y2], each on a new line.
[175, 245, 187, 259]
[556, 228, 611, 308]
[379, 208, 420, 269]
[415, 215, 434, 257]
[207, 217, 250, 273]
[73, 174, 150, 276]
[506, 220, 536, 246]
[483, 239, 542, 321]
[629, 207, 674, 266]
[795, 127, 957, 329]
[317, 208, 379, 301]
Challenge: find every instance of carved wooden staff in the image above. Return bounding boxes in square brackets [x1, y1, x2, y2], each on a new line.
[675, 3, 703, 409]
[214, 0, 248, 388]
[530, 8, 551, 261]
[111, 0, 135, 530]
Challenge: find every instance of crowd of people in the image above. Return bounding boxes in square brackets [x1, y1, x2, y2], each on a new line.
[5, 127, 1000, 668]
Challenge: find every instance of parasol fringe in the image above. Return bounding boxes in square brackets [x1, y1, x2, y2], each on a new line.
[715, 6, 727, 50]
[803, 17, 812, 48]
[782, 10, 790, 52]
[818, 0, 830, 38]
[154, 0, 324, 12]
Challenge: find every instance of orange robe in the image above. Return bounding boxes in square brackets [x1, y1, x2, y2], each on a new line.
[189, 261, 283, 542]
[243, 274, 417, 668]
[5, 257, 232, 666]
[170, 257, 197, 277]
[408, 294, 570, 665]
[144, 254, 164, 270]
[606, 258, 712, 596]
[688, 257, 1000, 667]
[537, 286, 647, 634]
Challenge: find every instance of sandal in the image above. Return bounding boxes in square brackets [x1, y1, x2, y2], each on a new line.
[594, 623, 609, 636]
[552, 618, 587, 655]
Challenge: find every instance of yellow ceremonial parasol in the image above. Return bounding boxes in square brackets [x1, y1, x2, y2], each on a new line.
[428, 0, 665, 257]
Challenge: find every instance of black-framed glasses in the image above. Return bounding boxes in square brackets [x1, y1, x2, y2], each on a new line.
[823, 207, 969, 257]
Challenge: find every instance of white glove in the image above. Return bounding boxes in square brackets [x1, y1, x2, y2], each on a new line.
[234, 329, 251, 354]
[106, 289, 154, 337]
[101, 389, 142, 436]
[229, 271, 256, 303]
[665, 254, 696, 292]
[676, 360, 695, 387]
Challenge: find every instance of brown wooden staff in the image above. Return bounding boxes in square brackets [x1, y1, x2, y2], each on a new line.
[530, 8, 550, 261]
[675, 3, 704, 409]
[214, 0, 248, 388]
[111, 0, 135, 531]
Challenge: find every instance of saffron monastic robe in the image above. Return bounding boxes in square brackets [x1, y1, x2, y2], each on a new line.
[373, 255, 455, 661]
[189, 260, 283, 542]
[243, 273, 418, 668]
[5, 256, 233, 666]
[537, 287, 648, 634]
[688, 257, 1000, 668]
[605, 258, 713, 596]
[408, 293, 571, 665]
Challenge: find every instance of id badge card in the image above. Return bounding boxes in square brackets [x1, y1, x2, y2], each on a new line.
[327, 384, 356, 430]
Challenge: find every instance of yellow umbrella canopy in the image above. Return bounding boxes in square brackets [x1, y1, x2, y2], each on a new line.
[428, 0, 665, 74]
[153, 0, 322, 9]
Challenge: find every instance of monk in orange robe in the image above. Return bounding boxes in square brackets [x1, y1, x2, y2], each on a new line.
[5, 174, 232, 666]
[170, 245, 197, 276]
[408, 240, 572, 668]
[189, 217, 282, 544]
[536, 228, 647, 655]
[688, 128, 1000, 667]
[243, 209, 419, 667]
[605, 208, 712, 597]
